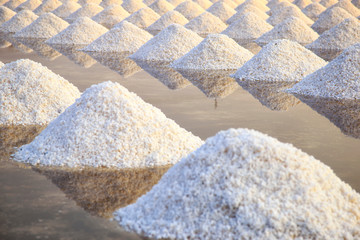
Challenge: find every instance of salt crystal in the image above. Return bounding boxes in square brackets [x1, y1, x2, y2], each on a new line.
[312, 6, 353, 33]
[184, 11, 227, 36]
[123, 7, 160, 28]
[52, 1, 81, 18]
[206, 1, 236, 22]
[174, 1, 205, 20]
[267, 5, 314, 26]
[121, 0, 147, 13]
[332, 0, 360, 17]
[149, 0, 174, 15]
[92, 4, 129, 28]
[146, 10, 188, 33]
[319, 0, 338, 7]
[302, 2, 326, 21]
[15, 0, 41, 11]
[0, 6, 16, 24]
[34, 0, 62, 15]
[0, 10, 38, 33]
[227, 5, 269, 24]
[66, 3, 104, 22]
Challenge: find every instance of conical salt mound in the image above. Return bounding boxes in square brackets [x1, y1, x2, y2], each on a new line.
[312, 6, 353, 34]
[78, 0, 102, 5]
[288, 44, 360, 99]
[14, 81, 203, 168]
[34, 0, 62, 15]
[146, 10, 188, 32]
[293, 0, 311, 9]
[220, 0, 237, 8]
[0, 6, 16, 24]
[256, 16, 319, 45]
[226, 5, 269, 24]
[192, 0, 212, 9]
[302, 2, 326, 21]
[233, 39, 327, 82]
[166, 0, 183, 7]
[123, 7, 160, 28]
[100, 0, 123, 7]
[222, 12, 273, 41]
[267, 1, 296, 17]
[14, 12, 69, 39]
[0, 59, 80, 125]
[51, 1, 81, 18]
[0, 10, 38, 33]
[333, 0, 360, 17]
[114, 128, 360, 239]
[92, 4, 129, 28]
[149, 0, 174, 15]
[171, 34, 253, 70]
[267, 5, 314, 26]
[46, 17, 108, 45]
[184, 11, 227, 36]
[319, 0, 338, 7]
[237, 1, 270, 13]
[3, 0, 26, 10]
[15, 0, 41, 11]
[207, 1, 236, 22]
[130, 24, 203, 61]
[66, 3, 104, 22]
[174, 1, 205, 20]
[121, 0, 146, 13]
[82, 21, 152, 52]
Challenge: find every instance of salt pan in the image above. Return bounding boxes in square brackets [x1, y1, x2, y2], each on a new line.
[146, 10, 188, 33]
[206, 1, 236, 22]
[312, 6, 353, 33]
[15, 0, 41, 11]
[302, 2, 326, 21]
[51, 1, 82, 18]
[0, 10, 38, 33]
[34, 0, 62, 15]
[0, 6, 16, 25]
[174, 1, 205, 20]
[184, 11, 227, 36]
[66, 3, 104, 22]
[121, 0, 146, 13]
[123, 7, 160, 29]
[149, 0, 174, 15]
[92, 4, 129, 28]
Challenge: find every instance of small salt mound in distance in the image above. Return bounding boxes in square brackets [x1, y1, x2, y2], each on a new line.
[130, 24, 203, 61]
[114, 128, 360, 239]
[174, 1, 205, 20]
[66, 3, 104, 22]
[15, 0, 41, 12]
[171, 34, 253, 70]
[0, 6, 16, 25]
[267, 5, 314, 26]
[0, 10, 38, 33]
[236, 0, 270, 12]
[222, 12, 273, 40]
[0, 59, 80, 125]
[46, 17, 108, 45]
[293, 0, 312, 9]
[256, 16, 319, 45]
[226, 5, 269, 24]
[100, 0, 123, 8]
[3, 0, 26, 10]
[302, 2, 326, 21]
[34, 0, 62, 15]
[332, 0, 360, 17]
[121, 0, 146, 13]
[78, 0, 102, 5]
[146, 10, 188, 32]
[184, 11, 227, 36]
[192, 0, 212, 9]
[267, 1, 296, 17]
[123, 7, 160, 29]
[233, 39, 327, 82]
[92, 4, 129, 28]
[82, 21, 152, 52]
[319, 0, 338, 7]
[206, 1, 236, 22]
[312, 6, 353, 33]
[52, 1, 81, 18]
[288, 44, 360, 99]
[14, 81, 203, 168]
[14, 12, 69, 39]
[166, 0, 183, 7]
[149, 0, 174, 15]
[219, 0, 237, 9]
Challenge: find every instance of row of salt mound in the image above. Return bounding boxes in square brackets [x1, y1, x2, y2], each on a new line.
[100, 0, 122, 8]
[193, 0, 212, 9]
[66, 3, 103, 22]
[174, 1, 205, 20]
[207, 0, 236, 22]
[14, 12, 69, 39]
[167, 0, 183, 7]
[143, 0, 156, 5]
[122, 7, 160, 29]
[333, 0, 360, 17]
[0, 6, 15, 24]
[149, 0, 174, 15]
[130, 24, 203, 61]
[171, 34, 253, 70]
[256, 16, 319, 45]
[34, 0, 62, 15]
[293, 0, 312, 9]
[0, 59, 80, 125]
[114, 128, 360, 239]
[3, 0, 26, 10]
[288, 43, 360, 99]
[52, 0, 81, 18]
[184, 11, 227, 36]
[13, 81, 203, 169]
[307, 17, 360, 50]
[267, 4, 314, 26]
[236, 0, 270, 12]
[219, 0, 237, 9]
[92, 4, 129, 28]
[319, 0, 338, 8]
[312, 6, 353, 33]
[82, 21, 152, 53]
[302, 2, 326, 21]
[267, 0, 295, 16]
[227, 4, 269, 24]
[121, 0, 146, 13]
[46, 17, 107, 45]
[15, 0, 41, 12]
[146, 10, 188, 33]
[0, 10, 38, 33]
[232, 39, 327, 82]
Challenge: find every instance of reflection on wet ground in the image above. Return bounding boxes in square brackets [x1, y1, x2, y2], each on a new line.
[2, 33, 33, 53]
[307, 48, 343, 61]
[16, 37, 61, 60]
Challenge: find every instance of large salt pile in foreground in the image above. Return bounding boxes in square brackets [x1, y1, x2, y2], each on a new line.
[173, 1, 205, 20]
[287, 44, 360, 99]
[184, 12, 227, 36]
[114, 128, 360, 239]
[15, 0, 41, 12]
[46, 17, 108, 45]
[149, 0, 174, 15]
[123, 7, 160, 29]
[233, 39, 327, 82]
[0, 59, 80, 125]
[92, 4, 129, 29]
[0, 10, 38, 33]
[130, 24, 203, 61]
[14, 81, 203, 168]
[33, 0, 62, 15]
[121, 0, 147, 13]
[312, 7, 353, 33]
[0, 6, 16, 24]
[66, 3, 104, 22]
[206, 1, 236, 22]
[302, 2, 326, 21]
[146, 10, 188, 33]
[171, 34, 253, 70]
[51, 1, 81, 18]
[82, 21, 152, 53]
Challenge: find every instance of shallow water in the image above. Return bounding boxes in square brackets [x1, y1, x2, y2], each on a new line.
[0, 41, 359, 239]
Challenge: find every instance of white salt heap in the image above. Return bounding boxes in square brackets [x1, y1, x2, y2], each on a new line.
[267, 5, 314, 26]
[3, 0, 26, 10]
[171, 34, 253, 70]
[256, 16, 319, 45]
[0, 59, 80, 125]
[149, 0, 174, 15]
[312, 6, 353, 33]
[82, 21, 152, 52]
[78, 0, 102, 5]
[227, 5, 269, 24]
[307, 17, 360, 50]
[293, 0, 312, 9]
[0, 10, 38, 33]
[34, 0, 62, 15]
[46, 17, 108, 45]
[192, 0, 212, 9]
[184, 12, 227, 35]
[14, 13, 69, 39]
[333, 0, 360, 17]
[0, 6, 16, 24]
[167, 0, 183, 7]
[66, 3, 104, 22]
[92, 4, 129, 28]
[52, 1, 82, 18]
[287, 44, 360, 99]
[236, 0, 270, 12]
[319, 0, 338, 7]
[206, 1, 236, 22]
[123, 7, 160, 29]
[114, 128, 360, 239]
[121, 0, 146, 13]
[302, 2, 326, 21]
[233, 39, 327, 82]
[14, 81, 203, 168]
[100, 0, 122, 8]
[146, 10, 188, 32]
[220, 0, 237, 9]
[267, 1, 295, 17]
[174, 1, 205, 20]
[15, 0, 42, 11]
[131, 24, 203, 61]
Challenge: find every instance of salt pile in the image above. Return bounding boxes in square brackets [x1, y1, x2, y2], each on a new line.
[14, 13, 69, 39]
[100, 0, 122, 8]
[0, 6, 16, 25]
[123, 7, 160, 29]
[66, 3, 104, 22]
[0, 10, 38, 33]
[167, 0, 183, 7]
[333, 0, 360, 17]
[51, 1, 81, 18]
[121, 0, 146, 13]
[267, 1, 295, 17]
[312, 6, 353, 33]
[92, 4, 129, 28]
[226, 5, 269, 24]
[256, 16, 319, 45]
[288, 44, 360, 99]
[184, 12, 227, 36]
[3, 0, 26, 10]
[0, 59, 80, 125]
[236, 0, 270, 12]
[146, 10, 188, 33]
[220, 0, 237, 9]
[46, 17, 108, 45]
[222, 12, 273, 41]
[14, 81, 203, 168]
[34, 0, 62, 15]
[319, 0, 338, 7]
[173, 1, 205, 20]
[353, 0, 360, 8]
[149, 0, 174, 15]
[15, 0, 41, 11]
[233, 39, 327, 82]
[171, 34, 253, 70]
[114, 128, 360, 239]
[82, 21, 152, 53]
[192, 0, 212, 9]
[302, 2, 326, 21]
[130, 24, 203, 61]
[78, 0, 102, 5]
[267, 5, 314, 26]
[293, 0, 312, 9]
[206, 1, 236, 22]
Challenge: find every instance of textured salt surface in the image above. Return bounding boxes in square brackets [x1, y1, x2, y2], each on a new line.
[100, 0, 123, 8]
[15, 0, 41, 11]
[166, 0, 183, 7]
[233, 39, 327, 82]
[353, 0, 360, 8]
[114, 128, 360, 239]
[146, 10, 188, 32]
[184, 11, 227, 35]
[52, 1, 82, 18]
[0, 59, 80, 125]
[123, 7, 160, 29]
[174, 1, 205, 20]
[302, 2, 326, 21]
[192, 0, 212, 9]
[236, 1, 270, 13]
[267, 5, 314, 26]
[220, 0, 237, 9]
[121, 0, 147, 13]
[268, 1, 295, 17]
[92, 4, 129, 28]
[206, 1, 236, 22]
[0, 10, 38, 33]
[46, 17, 108, 45]
[171, 34, 253, 70]
[333, 0, 360, 17]
[0, 6, 16, 24]
[66, 3, 104, 22]
[3, 0, 26, 10]
[319, 0, 338, 7]
[78, 0, 102, 5]
[14, 81, 203, 168]
[34, 0, 62, 15]
[130, 24, 203, 61]
[288, 44, 360, 99]
[312, 6, 353, 33]
[149, 0, 174, 15]
[226, 5, 269, 24]
[293, 0, 312, 9]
